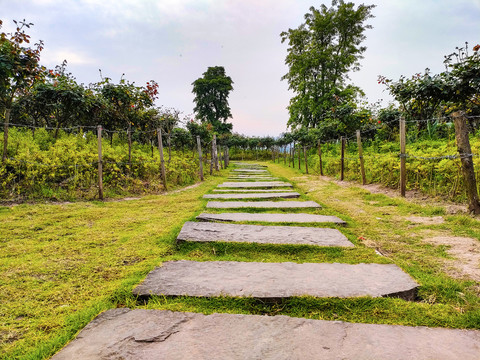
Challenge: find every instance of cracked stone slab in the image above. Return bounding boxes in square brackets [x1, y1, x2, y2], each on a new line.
[203, 192, 300, 199]
[218, 181, 292, 188]
[207, 201, 320, 209]
[133, 260, 419, 300]
[51, 309, 480, 360]
[197, 212, 346, 224]
[177, 221, 352, 246]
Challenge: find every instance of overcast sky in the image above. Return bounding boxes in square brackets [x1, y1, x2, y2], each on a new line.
[1, 0, 479, 136]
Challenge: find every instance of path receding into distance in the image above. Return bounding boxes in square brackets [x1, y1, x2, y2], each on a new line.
[52, 162, 480, 359]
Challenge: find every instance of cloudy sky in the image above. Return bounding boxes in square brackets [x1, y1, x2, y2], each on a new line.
[1, 0, 479, 136]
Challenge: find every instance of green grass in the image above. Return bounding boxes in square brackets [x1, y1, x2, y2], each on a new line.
[1, 161, 480, 359]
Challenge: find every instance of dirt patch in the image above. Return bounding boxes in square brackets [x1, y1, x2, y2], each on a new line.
[424, 235, 480, 282]
[325, 176, 470, 215]
[404, 216, 445, 225]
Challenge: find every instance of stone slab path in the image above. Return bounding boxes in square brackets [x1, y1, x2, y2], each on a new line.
[176, 221, 352, 246]
[196, 212, 346, 224]
[207, 200, 321, 209]
[51, 309, 480, 360]
[203, 192, 300, 199]
[218, 181, 292, 188]
[132, 260, 419, 300]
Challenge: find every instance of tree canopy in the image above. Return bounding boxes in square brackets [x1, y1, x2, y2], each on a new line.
[281, 1, 375, 131]
[191, 66, 234, 134]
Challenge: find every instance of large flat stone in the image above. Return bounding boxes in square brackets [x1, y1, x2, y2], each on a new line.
[233, 169, 268, 173]
[133, 260, 419, 300]
[203, 192, 300, 199]
[177, 221, 352, 246]
[51, 309, 480, 360]
[197, 212, 346, 224]
[228, 178, 279, 181]
[218, 181, 292, 188]
[207, 201, 320, 209]
[213, 189, 296, 193]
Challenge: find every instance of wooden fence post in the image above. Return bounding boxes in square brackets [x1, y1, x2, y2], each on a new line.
[318, 140, 323, 176]
[2, 108, 11, 163]
[400, 118, 406, 197]
[97, 125, 104, 200]
[304, 146, 308, 174]
[298, 144, 301, 170]
[157, 128, 167, 191]
[356, 130, 366, 185]
[213, 134, 219, 171]
[453, 111, 480, 214]
[340, 136, 345, 181]
[292, 142, 295, 168]
[196, 136, 204, 181]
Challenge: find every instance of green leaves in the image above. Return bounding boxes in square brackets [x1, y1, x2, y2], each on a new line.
[281, 1, 375, 130]
[192, 66, 234, 134]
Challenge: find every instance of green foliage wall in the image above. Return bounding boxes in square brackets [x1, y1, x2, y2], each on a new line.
[0, 128, 202, 200]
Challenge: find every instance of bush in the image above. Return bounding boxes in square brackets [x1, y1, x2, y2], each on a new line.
[0, 128, 203, 201]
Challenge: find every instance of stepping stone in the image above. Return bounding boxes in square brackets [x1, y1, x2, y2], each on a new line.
[213, 189, 296, 193]
[132, 260, 419, 300]
[51, 309, 480, 360]
[197, 212, 346, 224]
[203, 193, 300, 199]
[233, 169, 268, 173]
[207, 201, 320, 209]
[228, 179, 279, 182]
[218, 182, 292, 188]
[176, 221, 352, 246]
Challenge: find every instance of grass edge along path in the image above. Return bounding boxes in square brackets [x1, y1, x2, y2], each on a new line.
[0, 172, 227, 360]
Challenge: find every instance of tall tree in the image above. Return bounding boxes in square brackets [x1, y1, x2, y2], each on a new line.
[281, 1, 375, 130]
[192, 66, 234, 134]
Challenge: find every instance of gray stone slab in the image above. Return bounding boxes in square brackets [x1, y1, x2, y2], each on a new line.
[233, 169, 268, 173]
[203, 192, 300, 199]
[132, 260, 419, 300]
[197, 212, 346, 224]
[218, 181, 292, 188]
[51, 309, 480, 360]
[207, 201, 320, 209]
[213, 189, 296, 193]
[177, 221, 352, 246]
[228, 179, 280, 182]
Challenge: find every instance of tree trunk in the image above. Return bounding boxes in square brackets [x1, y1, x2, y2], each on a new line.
[453, 111, 480, 214]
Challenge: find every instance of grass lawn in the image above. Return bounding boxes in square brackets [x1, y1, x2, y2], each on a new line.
[1, 162, 479, 359]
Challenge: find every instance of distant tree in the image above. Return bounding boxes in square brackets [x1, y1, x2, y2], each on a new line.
[0, 19, 44, 161]
[192, 66, 234, 134]
[281, 1, 375, 131]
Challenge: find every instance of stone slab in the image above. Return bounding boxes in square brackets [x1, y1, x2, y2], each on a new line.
[203, 192, 300, 199]
[176, 221, 352, 246]
[207, 201, 320, 209]
[213, 189, 296, 193]
[133, 260, 419, 300]
[218, 181, 292, 188]
[228, 178, 280, 182]
[233, 169, 268, 173]
[51, 309, 480, 360]
[197, 212, 346, 224]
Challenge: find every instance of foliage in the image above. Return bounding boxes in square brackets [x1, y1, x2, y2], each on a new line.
[0, 128, 205, 201]
[280, 1, 375, 131]
[379, 42, 480, 132]
[191, 66, 234, 134]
